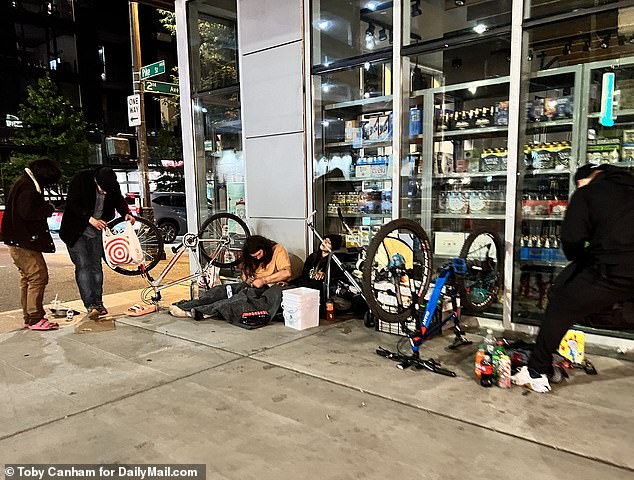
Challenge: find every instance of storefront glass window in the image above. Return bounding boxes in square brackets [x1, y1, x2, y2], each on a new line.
[312, 61, 393, 246]
[400, 35, 511, 318]
[512, 8, 634, 334]
[188, 0, 244, 222]
[403, 0, 511, 47]
[312, 0, 393, 66]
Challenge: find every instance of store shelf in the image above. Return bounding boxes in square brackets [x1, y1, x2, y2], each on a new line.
[525, 168, 570, 175]
[328, 213, 391, 218]
[325, 139, 391, 148]
[323, 95, 392, 112]
[434, 213, 506, 220]
[588, 108, 634, 118]
[519, 259, 569, 267]
[433, 125, 508, 139]
[433, 171, 507, 179]
[526, 118, 574, 130]
[326, 176, 391, 183]
[522, 215, 565, 221]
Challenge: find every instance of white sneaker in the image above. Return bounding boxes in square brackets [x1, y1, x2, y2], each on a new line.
[169, 305, 191, 318]
[511, 366, 552, 393]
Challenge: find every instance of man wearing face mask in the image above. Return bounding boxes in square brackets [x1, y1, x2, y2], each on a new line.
[60, 167, 134, 318]
[513, 163, 634, 393]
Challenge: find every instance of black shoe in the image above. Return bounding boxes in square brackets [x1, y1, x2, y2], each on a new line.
[190, 308, 204, 321]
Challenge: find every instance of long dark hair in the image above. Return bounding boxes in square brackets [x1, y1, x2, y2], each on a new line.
[241, 235, 277, 278]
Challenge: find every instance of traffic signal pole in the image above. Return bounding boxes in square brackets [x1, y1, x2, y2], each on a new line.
[128, 1, 153, 220]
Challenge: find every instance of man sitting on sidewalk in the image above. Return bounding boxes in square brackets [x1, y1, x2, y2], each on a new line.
[512, 164, 634, 392]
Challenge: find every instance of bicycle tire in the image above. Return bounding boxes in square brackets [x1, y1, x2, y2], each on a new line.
[105, 215, 164, 276]
[456, 229, 503, 313]
[362, 218, 433, 324]
[198, 212, 250, 268]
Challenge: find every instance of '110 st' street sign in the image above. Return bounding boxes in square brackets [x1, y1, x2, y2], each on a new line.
[144, 80, 179, 96]
[140, 60, 165, 80]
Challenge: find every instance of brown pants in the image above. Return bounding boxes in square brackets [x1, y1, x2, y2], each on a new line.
[9, 246, 49, 324]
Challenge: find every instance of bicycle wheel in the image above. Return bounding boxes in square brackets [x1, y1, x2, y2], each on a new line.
[362, 218, 433, 323]
[456, 229, 502, 312]
[105, 215, 164, 276]
[198, 212, 250, 268]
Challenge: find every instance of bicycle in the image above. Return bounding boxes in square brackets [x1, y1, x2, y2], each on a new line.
[361, 218, 502, 376]
[105, 212, 251, 304]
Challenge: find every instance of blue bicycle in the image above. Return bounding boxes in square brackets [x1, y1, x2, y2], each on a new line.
[361, 219, 502, 376]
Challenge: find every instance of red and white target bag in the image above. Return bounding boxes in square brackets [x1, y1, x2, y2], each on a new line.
[102, 222, 144, 269]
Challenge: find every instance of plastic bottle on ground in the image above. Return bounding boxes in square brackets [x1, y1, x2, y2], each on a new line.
[474, 344, 485, 380]
[484, 328, 496, 355]
[492, 340, 506, 382]
[480, 353, 493, 387]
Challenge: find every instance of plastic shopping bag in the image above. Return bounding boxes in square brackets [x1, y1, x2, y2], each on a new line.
[102, 221, 144, 269]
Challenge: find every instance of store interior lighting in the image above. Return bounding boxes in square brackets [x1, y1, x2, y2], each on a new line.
[411, 0, 422, 17]
[366, 1, 381, 10]
[366, 23, 376, 49]
[455, 0, 466, 5]
[562, 42, 572, 55]
[473, 23, 487, 34]
[600, 33, 610, 49]
[378, 28, 388, 41]
[583, 37, 591, 51]
[317, 20, 331, 31]
[527, 49, 534, 61]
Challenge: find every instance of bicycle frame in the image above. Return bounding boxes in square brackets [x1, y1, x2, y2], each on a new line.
[376, 258, 472, 376]
[143, 234, 228, 303]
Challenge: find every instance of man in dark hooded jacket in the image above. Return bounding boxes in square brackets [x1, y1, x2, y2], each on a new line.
[513, 164, 634, 392]
[2, 158, 61, 330]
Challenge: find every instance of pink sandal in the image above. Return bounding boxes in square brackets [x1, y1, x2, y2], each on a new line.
[28, 319, 59, 331]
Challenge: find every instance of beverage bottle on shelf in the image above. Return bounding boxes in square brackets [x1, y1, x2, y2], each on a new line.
[474, 344, 486, 380]
[480, 353, 494, 387]
[492, 341, 506, 382]
[483, 328, 496, 355]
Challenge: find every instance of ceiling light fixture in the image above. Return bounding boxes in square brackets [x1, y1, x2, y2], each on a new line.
[455, 0, 466, 5]
[527, 49, 534, 61]
[366, 1, 381, 10]
[562, 42, 572, 55]
[411, 0, 422, 17]
[600, 33, 610, 49]
[317, 20, 331, 31]
[365, 23, 376, 49]
[583, 38, 591, 52]
[473, 24, 487, 35]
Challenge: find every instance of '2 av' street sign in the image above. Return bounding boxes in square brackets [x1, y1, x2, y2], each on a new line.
[140, 60, 165, 80]
[144, 80, 179, 96]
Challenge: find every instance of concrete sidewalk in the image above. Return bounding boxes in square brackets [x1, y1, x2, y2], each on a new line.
[1, 294, 633, 479]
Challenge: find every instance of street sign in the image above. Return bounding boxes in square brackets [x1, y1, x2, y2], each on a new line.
[144, 80, 179, 96]
[140, 60, 165, 80]
[127, 94, 141, 127]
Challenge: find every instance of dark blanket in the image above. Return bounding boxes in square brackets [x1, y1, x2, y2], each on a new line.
[175, 282, 283, 328]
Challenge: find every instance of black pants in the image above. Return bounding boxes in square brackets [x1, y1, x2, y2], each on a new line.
[528, 263, 634, 373]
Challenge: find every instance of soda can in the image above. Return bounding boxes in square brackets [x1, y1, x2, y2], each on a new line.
[497, 354, 511, 388]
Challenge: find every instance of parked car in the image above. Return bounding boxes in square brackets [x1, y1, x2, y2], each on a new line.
[150, 192, 187, 243]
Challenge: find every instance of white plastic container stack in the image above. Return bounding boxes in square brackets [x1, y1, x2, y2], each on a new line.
[282, 287, 320, 330]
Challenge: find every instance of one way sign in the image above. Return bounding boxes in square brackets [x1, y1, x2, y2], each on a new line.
[127, 94, 141, 127]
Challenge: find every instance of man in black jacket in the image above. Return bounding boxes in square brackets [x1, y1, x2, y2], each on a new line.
[2, 158, 61, 330]
[60, 167, 133, 317]
[513, 164, 634, 392]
